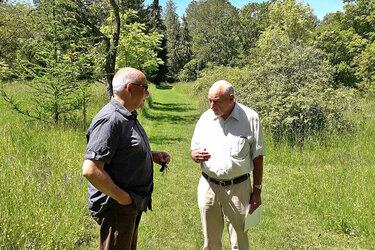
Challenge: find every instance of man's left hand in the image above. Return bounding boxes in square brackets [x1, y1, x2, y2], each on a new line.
[249, 188, 261, 214]
[152, 151, 171, 166]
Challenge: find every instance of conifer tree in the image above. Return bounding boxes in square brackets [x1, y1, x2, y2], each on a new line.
[180, 16, 192, 66]
[3, 0, 94, 125]
[146, 0, 167, 83]
[164, 0, 182, 80]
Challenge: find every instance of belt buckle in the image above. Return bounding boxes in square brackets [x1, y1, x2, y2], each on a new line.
[219, 179, 233, 186]
[218, 180, 227, 186]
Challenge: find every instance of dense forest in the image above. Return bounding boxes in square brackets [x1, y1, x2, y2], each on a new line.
[1, 0, 374, 142]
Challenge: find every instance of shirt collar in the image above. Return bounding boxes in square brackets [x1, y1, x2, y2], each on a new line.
[229, 102, 240, 121]
[110, 97, 138, 118]
[212, 102, 239, 121]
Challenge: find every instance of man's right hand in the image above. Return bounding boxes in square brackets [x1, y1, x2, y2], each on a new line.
[191, 149, 211, 163]
[117, 192, 133, 206]
[82, 159, 133, 206]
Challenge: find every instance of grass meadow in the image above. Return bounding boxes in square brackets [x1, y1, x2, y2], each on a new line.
[1, 81, 374, 249]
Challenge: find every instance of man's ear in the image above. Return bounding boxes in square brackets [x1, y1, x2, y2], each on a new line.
[125, 83, 132, 93]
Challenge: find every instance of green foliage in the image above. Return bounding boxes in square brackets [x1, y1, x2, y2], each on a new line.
[180, 16, 192, 66]
[0, 1, 33, 78]
[354, 41, 375, 92]
[194, 29, 355, 144]
[315, 1, 375, 89]
[0, 60, 12, 80]
[237, 1, 273, 66]
[119, 0, 147, 22]
[314, 19, 369, 87]
[145, 0, 168, 84]
[164, 0, 182, 79]
[269, 0, 317, 42]
[178, 58, 201, 82]
[343, 0, 375, 40]
[102, 9, 164, 75]
[185, 0, 241, 66]
[3, 0, 95, 125]
[163, 1, 192, 81]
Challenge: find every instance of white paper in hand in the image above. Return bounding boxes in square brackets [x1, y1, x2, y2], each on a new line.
[244, 204, 262, 232]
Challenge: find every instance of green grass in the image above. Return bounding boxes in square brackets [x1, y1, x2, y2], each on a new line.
[1, 81, 374, 249]
[136, 83, 203, 249]
[0, 85, 98, 249]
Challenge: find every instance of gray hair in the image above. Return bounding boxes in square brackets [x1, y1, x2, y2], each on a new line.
[112, 67, 142, 95]
[209, 80, 234, 96]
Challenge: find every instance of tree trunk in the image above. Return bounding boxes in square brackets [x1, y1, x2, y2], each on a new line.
[105, 0, 121, 98]
[74, 0, 121, 98]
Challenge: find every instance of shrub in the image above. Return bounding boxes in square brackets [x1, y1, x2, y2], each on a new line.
[193, 32, 355, 144]
[178, 59, 203, 82]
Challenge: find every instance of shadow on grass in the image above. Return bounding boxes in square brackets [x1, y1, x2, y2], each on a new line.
[141, 108, 199, 124]
[148, 135, 185, 145]
[155, 84, 173, 90]
[151, 102, 195, 112]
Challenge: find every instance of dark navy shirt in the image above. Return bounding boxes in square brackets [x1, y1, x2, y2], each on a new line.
[85, 98, 153, 219]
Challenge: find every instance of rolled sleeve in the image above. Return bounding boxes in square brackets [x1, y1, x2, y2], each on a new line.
[85, 119, 119, 164]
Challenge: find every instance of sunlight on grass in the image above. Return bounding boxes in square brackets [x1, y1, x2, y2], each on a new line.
[1, 81, 374, 248]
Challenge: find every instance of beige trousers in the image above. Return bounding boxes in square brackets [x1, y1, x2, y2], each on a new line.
[198, 175, 251, 250]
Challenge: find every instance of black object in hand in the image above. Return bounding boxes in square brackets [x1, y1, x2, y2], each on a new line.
[160, 162, 168, 173]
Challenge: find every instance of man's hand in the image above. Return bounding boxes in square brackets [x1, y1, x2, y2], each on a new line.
[152, 151, 171, 166]
[249, 188, 261, 214]
[82, 159, 133, 206]
[191, 148, 211, 163]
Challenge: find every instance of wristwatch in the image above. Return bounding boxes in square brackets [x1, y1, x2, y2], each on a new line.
[253, 184, 262, 190]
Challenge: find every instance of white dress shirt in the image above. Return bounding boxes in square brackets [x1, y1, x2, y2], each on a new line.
[191, 102, 265, 180]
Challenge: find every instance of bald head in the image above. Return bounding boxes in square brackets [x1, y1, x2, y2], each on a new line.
[112, 67, 149, 112]
[208, 80, 234, 97]
[208, 80, 235, 120]
[113, 67, 146, 96]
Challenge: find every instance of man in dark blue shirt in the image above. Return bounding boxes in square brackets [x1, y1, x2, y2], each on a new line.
[82, 67, 170, 250]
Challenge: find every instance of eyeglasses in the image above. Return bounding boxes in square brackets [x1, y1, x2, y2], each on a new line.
[131, 83, 148, 91]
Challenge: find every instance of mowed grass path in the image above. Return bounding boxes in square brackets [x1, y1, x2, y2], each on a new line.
[136, 83, 203, 249]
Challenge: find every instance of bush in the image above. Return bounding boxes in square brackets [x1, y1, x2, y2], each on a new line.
[193, 36, 355, 144]
[0, 60, 13, 80]
[178, 59, 203, 82]
[355, 41, 375, 94]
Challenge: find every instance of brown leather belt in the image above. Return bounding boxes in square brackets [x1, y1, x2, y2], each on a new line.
[202, 172, 249, 186]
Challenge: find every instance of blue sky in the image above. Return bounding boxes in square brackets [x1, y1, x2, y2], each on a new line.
[145, 0, 345, 20]
[21, 0, 345, 20]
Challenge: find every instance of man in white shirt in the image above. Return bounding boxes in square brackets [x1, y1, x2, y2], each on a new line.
[190, 80, 265, 250]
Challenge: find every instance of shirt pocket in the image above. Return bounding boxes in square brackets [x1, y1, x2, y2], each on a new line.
[230, 136, 250, 159]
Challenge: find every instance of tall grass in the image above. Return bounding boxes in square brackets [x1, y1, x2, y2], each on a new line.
[1, 80, 374, 249]
[0, 82, 107, 249]
[264, 94, 375, 241]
